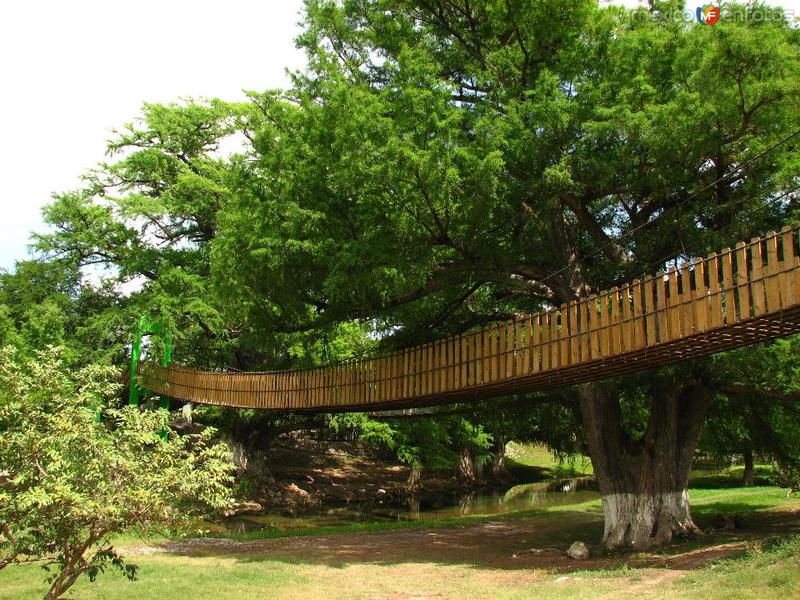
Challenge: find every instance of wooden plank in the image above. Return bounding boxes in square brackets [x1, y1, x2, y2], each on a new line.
[555, 305, 566, 367]
[541, 312, 551, 371]
[599, 293, 611, 357]
[426, 343, 434, 395]
[750, 237, 766, 317]
[579, 299, 590, 361]
[550, 310, 560, 369]
[764, 231, 781, 311]
[707, 252, 722, 329]
[678, 264, 694, 338]
[530, 313, 544, 373]
[569, 301, 579, 365]
[514, 320, 526, 376]
[506, 321, 515, 377]
[721, 248, 735, 324]
[666, 268, 680, 341]
[588, 295, 600, 359]
[621, 284, 632, 352]
[692, 258, 708, 333]
[388, 353, 397, 401]
[498, 324, 507, 380]
[481, 329, 491, 384]
[432, 342, 440, 394]
[607, 289, 619, 354]
[735, 241, 752, 321]
[459, 335, 469, 387]
[643, 276, 655, 345]
[781, 227, 798, 307]
[631, 279, 644, 349]
[655, 272, 668, 343]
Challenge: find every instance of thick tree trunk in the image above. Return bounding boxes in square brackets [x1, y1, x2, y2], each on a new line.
[491, 434, 509, 479]
[407, 465, 422, 489]
[457, 447, 479, 485]
[742, 446, 755, 487]
[579, 377, 711, 550]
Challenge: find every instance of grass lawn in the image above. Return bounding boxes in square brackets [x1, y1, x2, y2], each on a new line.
[2, 485, 798, 600]
[505, 442, 594, 479]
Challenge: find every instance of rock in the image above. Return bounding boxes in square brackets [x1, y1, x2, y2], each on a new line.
[222, 501, 263, 517]
[287, 483, 311, 498]
[567, 541, 590, 560]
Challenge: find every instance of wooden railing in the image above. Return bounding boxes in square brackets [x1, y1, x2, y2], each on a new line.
[142, 226, 800, 411]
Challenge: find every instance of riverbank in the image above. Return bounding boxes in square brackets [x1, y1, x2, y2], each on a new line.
[229, 437, 592, 521]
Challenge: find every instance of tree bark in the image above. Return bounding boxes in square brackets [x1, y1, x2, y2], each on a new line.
[407, 465, 422, 489]
[456, 447, 479, 485]
[742, 446, 755, 487]
[491, 434, 509, 479]
[578, 377, 711, 550]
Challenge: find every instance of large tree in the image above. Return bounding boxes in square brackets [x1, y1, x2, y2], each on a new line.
[212, 0, 800, 548]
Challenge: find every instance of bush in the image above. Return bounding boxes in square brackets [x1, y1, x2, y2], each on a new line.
[0, 347, 234, 599]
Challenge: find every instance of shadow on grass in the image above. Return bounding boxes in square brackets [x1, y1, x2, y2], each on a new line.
[156, 498, 800, 576]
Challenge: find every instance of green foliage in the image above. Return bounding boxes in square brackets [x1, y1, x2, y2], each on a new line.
[700, 338, 800, 472]
[771, 461, 800, 495]
[0, 347, 234, 599]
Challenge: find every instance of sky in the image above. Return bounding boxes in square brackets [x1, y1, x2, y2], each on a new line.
[0, 0, 797, 272]
[0, 0, 306, 271]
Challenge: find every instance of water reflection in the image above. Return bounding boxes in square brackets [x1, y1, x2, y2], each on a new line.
[217, 478, 598, 535]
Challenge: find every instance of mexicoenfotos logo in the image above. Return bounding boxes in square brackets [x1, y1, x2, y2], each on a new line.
[696, 3, 721, 25]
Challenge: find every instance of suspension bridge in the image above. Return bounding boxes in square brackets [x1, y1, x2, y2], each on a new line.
[139, 227, 800, 412]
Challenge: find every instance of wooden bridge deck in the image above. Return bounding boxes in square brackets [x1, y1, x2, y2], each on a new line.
[142, 227, 800, 411]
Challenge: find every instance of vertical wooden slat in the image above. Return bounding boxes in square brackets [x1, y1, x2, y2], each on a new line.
[735, 241, 751, 321]
[555, 305, 566, 367]
[550, 310, 560, 369]
[610, 288, 621, 354]
[514, 320, 523, 376]
[642, 276, 655, 345]
[764, 232, 781, 311]
[588, 296, 600, 359]
[666, 268, 680, 341]
[579, 299, 590, 361]
[480, 328, 490, 384]
[459, 335, 469, 387]
[530, 315, 540, 373]
[631, 279, 644, 350]
[621, 284, 632, 352]
[599, 294, 611, 357]
[692, 258, 708, 334]
[654, 272, 667, 343]
[678, 264, 694, 337]
[569, 301, 579, 365]
[750, 238, 766, 317]
[498, 324, 507, 380]
[541, 312, 551, 371]
[505, 321, 514, 377]
[707, 252, 723, 330]
[781, 227, 798, 308]
[721, 248, 735, 324]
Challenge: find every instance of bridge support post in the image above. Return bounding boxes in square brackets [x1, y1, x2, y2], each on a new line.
[128, 316, 172, 409]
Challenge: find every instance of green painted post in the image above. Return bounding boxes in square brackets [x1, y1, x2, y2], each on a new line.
[160, 330, 173, 411]
[128, 316, 146, 406]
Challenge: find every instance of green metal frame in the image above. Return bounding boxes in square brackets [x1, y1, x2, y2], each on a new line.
[129, 315, 173, 408]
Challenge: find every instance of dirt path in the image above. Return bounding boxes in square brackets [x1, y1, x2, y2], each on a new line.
[131, 511, 782, 574]
[117, 509, 800, 600]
